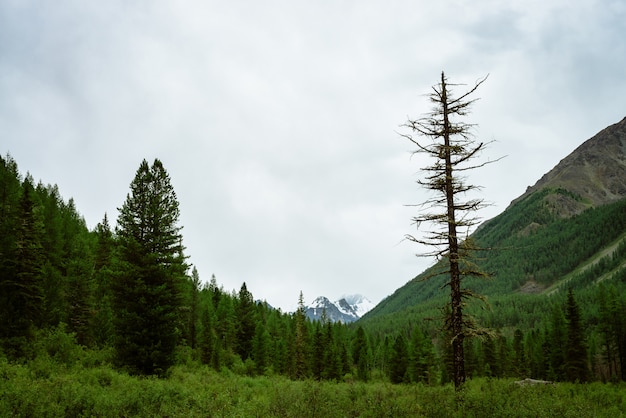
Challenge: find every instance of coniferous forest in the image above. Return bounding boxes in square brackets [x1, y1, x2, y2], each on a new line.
[1, 153, 626, 416]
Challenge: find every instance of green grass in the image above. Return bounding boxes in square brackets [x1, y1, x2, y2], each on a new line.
[1, 356, 625, 417]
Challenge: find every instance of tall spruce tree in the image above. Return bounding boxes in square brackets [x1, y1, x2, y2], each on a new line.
[353, 325, 371, 381]
[0, 154, 22, 354]
[389, 334, 409, 383]
[564, 288, 589, 382]
[292, 291, 309, 379]
[113, 159, 187, 375]
[0, 175, 45, 357]
[92, 214, 115, 347]
[401, 72, 494, 389]
[235, 282, 256, 360]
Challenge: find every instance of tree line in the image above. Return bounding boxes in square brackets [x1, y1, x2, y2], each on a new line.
[1, 153, 624, 383]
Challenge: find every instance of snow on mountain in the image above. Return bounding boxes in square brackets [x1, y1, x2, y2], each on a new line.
[304, 294, 374, 323]
[341, 294, 375, 318]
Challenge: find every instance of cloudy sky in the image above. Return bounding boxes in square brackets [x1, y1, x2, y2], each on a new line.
[1, 1, 625, 311]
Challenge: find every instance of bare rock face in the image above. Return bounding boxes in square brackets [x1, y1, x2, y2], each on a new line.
[514, 117, 626, 209]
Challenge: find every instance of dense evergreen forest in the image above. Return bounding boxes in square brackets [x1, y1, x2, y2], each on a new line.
[1, 153, 625, 386]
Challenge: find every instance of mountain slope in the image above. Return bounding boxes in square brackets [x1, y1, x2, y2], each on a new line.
[513, 116, 626, 210]
[361, 116, 626, 327]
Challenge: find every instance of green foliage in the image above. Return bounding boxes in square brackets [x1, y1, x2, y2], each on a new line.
[389, 334, 409, 383]
[1, 359, 625, 417]
[565, 289, 590, 382]
[112, 159, 188, 376]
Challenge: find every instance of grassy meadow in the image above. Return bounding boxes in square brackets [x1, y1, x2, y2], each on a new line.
[1, 352, 625, 417]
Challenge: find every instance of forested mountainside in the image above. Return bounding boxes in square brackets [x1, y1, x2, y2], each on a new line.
[359, 117, 626, 381]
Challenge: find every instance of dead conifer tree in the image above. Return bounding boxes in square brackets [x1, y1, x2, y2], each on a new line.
[401, 71, 496, 390]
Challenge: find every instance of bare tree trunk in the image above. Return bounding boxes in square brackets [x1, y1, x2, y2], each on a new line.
[401, 71, 493, 391]
[441, 73, 465, 389]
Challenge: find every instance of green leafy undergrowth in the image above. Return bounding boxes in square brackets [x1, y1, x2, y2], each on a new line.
[0, 358, 624, 417]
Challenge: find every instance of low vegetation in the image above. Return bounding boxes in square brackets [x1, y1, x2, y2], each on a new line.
[1, 354, 624, 417]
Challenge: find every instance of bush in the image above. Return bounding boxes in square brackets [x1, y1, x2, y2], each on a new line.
[34, 324, 83, 366]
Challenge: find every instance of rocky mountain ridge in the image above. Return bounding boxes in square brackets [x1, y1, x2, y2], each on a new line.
[512, 116, 626, 213]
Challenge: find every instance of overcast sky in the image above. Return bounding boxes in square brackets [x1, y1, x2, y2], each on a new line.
[1, 1, 625, 311]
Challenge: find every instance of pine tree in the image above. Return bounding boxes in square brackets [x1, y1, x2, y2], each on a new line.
[0, 154, 23, 355]
[389, 334, 409, 383]
[353, 325, 371, 381]
[188, 266, 201, 350]
[512, 328, 528, 377]
[252, 322, 271, 375]
[112, 159, 188, 375]
[401, 72, 494, 390]
[482, 335, 498, 377]
[322, 321, 341, 380]
[564, 288, 589, 382]
[38, 183, 66, 327]
[0, 175, 45, 357]
[311, 322, 326, 380]
[199, 294, 217, 368]
[292, 291, 309, 379]
[215, 294, 236, 357]
[409, 327, 434, 383]
[92, 214, 115, 347]
[235, 282, 256, 360]
[548, 305, 567, 380]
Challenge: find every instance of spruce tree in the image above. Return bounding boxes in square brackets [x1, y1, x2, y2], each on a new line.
[252, 322, 271, 374]
[199, 295, 217, 367]
[0, 155, 22, 354]
[188, 266, 201, 350]
[113, 159, 187, 375]
[92, 214, 115, 347]
[548, 305, 567, 380]
[389, 334, 409, 383]
[564, 288, 589, 382]
[0, 175, 45, 357]
[353, 325, 371, 381]
[292, 291, 309, 379]
[235, 282, 256, 360]
[409, 327, 434, 383]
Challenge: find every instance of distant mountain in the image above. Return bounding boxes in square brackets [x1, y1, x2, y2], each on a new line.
[305, 294, 374, 323]
[360, 116, 626, 331]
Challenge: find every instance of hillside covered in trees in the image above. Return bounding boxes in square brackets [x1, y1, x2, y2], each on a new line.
[1, 112, 626, 388]
[360, 117, 626, 382]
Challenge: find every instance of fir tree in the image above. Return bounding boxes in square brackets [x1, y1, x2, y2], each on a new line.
[188, 266, 201, 350]
[235, 282, 256, 360]
[292, 291, 309, 379]
[389, 334, 409, 383]
[0, 175, 45, 357]
[0, 155, 23, 354]
[548, 305, 567, 380]
[409, 327, 434, 383]
[252, 322, 271, 374]
[112, 159, 187, 375]
[199, 295, 217, 368]
[564, 288, 589, 382]
[92, 214, 115, 347]
[353, 325, 371, 381]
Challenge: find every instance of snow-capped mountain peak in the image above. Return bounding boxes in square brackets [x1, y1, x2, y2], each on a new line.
[304, 294, 374, 323]
[341, 294, 375, 318]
